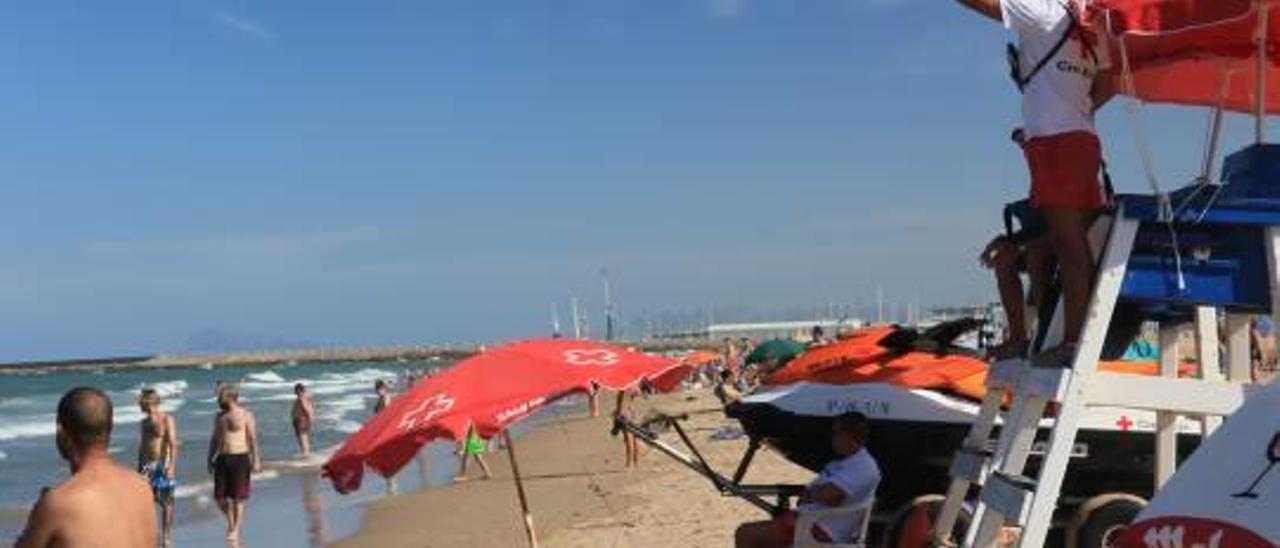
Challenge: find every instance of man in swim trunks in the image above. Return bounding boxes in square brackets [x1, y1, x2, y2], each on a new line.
[956, 0, 1115, 367]
[137, 388, 179, 547]
[17, 387, 157, 548]
[208, 387, 261, 542]
[292, 383, 314, 457]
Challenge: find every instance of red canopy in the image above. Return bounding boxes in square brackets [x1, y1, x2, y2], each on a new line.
[322, 339, 681, 493]
[1089, 0, 1280, 113]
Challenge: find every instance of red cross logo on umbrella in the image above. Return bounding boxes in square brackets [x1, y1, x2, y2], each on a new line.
[564, 349, 619, 366]
[398, 392, 455, 432]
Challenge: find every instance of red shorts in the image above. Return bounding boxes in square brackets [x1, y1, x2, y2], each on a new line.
[772, 511, 834, 543]
[1023, 131, 1104, 210]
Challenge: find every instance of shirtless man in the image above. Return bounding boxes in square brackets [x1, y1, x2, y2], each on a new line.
[17, 387, 157, 548]
[291, 383, 314, 457]
[207, 388, 261, 543]
[137, 389, 179, 547]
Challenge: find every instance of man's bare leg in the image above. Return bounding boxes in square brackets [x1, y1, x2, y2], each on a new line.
[454, 444, 470, 481]
[992, 241, 1029, 351]
[628, 434, 641, 466]
[475, 454, 493, 480]
[162, 498, 175, 547]
[1043, 208, 1095, 361]
[299, 433, 310, 458]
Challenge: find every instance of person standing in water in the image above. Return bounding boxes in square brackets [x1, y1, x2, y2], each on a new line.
[17, 387, 157, 548]
[291, 383, 314, 458]
[137, 388, 179, 547]
[371, 380, 397, 493]
[208, 388, 261, 543]
[372, 380, 391, 414]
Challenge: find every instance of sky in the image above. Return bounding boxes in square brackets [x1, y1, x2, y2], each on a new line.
[0, 0, 1270, 361]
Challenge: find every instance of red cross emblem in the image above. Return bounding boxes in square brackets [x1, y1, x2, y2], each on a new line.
[564, 349, 619, 366]
[1115, 416, 1134, 432]
[398, 392, 455, 432]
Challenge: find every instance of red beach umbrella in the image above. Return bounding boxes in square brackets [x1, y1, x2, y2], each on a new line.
[1089, 0, 1280, 114]
[322, 339, 680, 547]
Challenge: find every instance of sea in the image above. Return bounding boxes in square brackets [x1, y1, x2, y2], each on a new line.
[0, 359, 501, 546]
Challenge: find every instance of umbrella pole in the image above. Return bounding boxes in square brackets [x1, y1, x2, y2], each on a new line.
[502, 430, 539, 548]
[1257, 0, 1269, 144]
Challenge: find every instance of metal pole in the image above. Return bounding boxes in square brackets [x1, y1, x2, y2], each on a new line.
[1257, 0, 1269, 144]
[1203, 105, 1225, 184]
[502, 430, 539, 548]
[570, 297, 582, 340]
[602, 268, 615, 342]
[876, 285, 884, 324]
[551, 303, 562, 339]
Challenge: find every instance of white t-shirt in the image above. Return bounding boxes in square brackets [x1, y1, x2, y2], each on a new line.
[798, 448, 881, 541]
[1001, 0, 1107, 138]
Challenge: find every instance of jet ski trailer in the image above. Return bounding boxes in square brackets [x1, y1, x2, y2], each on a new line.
[726, 382, 1204, 547]
[611, 376, 1204, 547]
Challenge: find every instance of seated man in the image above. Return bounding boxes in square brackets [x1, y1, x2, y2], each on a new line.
[980, 202, 1054, 361]
[735, 412, 881, 548]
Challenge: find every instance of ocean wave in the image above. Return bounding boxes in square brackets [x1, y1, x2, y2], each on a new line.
[145, 380, 189, 399]
[0, 416, 55, 441]
[113, 399, 185, 426]
[317, 368, 394, 383]
[334, 420, 362, 433]
[0, 450, 7, 460]
[175, 480, 213, 500]
[240, 368, 393, 399]
[173, 470, 280, 501]
[243, 371, 287, 384]
[0, 397, 34, 409]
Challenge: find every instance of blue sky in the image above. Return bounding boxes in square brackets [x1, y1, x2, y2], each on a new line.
[0, 0, 1267, 360]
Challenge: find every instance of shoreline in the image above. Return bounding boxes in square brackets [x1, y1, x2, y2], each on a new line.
[335, 390, 810, 548]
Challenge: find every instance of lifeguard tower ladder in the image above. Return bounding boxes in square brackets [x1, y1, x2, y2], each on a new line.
[930, 144, 1280, 547]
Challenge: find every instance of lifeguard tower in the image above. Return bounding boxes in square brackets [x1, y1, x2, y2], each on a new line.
[931, 0, 1279, 546]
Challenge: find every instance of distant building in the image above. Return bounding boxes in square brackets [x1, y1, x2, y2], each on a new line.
[707, 319, 865, 342]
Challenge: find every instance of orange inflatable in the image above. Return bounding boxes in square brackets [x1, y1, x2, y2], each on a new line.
[763, 325, 1195, 402]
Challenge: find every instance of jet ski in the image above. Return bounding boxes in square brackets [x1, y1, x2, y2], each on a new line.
[726, 320, 1204, 540]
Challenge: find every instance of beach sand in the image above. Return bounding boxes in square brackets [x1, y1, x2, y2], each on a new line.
[335, 390, 811, 548]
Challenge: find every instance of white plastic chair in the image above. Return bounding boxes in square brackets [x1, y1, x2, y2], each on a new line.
[792, 497, 874, 548]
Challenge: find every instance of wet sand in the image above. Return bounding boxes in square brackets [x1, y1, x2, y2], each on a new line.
[335, 390, 811, 548]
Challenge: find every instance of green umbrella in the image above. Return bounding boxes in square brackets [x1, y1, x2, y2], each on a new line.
[744, 339, 806, 366]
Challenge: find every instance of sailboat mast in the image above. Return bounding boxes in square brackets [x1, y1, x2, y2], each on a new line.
[570, 297, 583, 340]
[602, 268, 615, 341]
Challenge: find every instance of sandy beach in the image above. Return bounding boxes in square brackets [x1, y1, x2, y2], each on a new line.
[336, 390, 811, 548]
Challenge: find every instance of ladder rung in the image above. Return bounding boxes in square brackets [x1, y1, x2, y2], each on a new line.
[986, 359, 1025, 391]
[1085, 372, 1247, 415]
[949, 446, 992, 484]
[1018, 366, 1074, 402]
[981, 472, 1037, 523]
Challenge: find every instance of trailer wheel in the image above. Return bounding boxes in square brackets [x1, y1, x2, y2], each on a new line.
[882, 495, 970, 548]
[1073, 498, 1144, 548]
